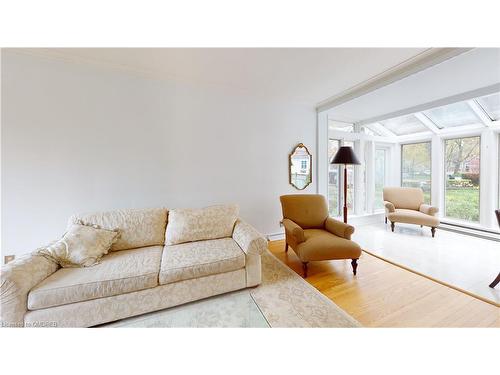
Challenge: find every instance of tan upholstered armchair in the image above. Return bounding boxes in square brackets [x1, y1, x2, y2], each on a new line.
[383, 187, 439, 237]
[279, 194, 362, 278]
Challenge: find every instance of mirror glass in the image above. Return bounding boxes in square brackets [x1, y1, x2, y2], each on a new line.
[289, 143, 312, 190]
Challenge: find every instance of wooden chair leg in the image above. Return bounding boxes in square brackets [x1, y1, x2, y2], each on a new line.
[489, 273, 500, 288]
[391, 222, 395, 232]
[302, 262, 308, 278]
[351, 259, 358, 275]
[431, 227, 436, 238]
[285, 242, 289, 252]
[385, 217, 387, 224]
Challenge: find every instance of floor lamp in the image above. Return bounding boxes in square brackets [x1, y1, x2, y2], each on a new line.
[331, 146, 361, 223]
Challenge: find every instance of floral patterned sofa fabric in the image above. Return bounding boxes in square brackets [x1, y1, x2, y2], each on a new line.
[231, 219, 267, 287]
[0, 205, 266, 327]
[165, 204, 239, 245]
[232, 219, 267, 256]
[0, 253, 59, 327]
[68, 208, 168, 251]
[24, 270, 247, 328]
[160, 238, 245, 285]
[38, 221, 120, 268]
[28, 246, 163, 310]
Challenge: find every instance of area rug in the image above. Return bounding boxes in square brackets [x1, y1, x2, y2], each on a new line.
[104, 249, 361, 328]
[250, 249, 360, 327]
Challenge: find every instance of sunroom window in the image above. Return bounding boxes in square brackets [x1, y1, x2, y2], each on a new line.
[475, 92, 500, 121]
[322, 90, 500, 231]
[423, 101, 481, 129]
[444, 136, 481, 222]
[379, 114, 429, 136]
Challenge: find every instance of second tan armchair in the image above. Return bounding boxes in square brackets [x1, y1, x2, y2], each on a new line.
[383, 187, 440, 237]
[280, 194, 362, 278]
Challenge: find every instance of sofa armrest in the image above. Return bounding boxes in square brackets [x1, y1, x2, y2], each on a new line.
[1, 253, 59, 327]
[324, 217, 355, 240]
[419, 204, 439, 216]
[384, 201, 395, 213]
[282, 218, 305, 244]
[232, 219, 267, 256]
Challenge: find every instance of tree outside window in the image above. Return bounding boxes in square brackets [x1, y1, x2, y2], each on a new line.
[444, 136, 481, 222]
[401, 142, 431, 204]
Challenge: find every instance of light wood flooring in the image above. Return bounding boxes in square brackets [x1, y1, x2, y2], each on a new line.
[268, 240, 500, 327]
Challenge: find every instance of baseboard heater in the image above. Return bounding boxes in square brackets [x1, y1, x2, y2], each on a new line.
[439, 221, 500, 242]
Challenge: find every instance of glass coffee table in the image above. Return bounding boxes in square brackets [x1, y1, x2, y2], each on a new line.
[102, 290, 270, 328]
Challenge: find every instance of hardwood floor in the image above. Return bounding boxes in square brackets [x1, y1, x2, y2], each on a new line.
[268, 240, 500, 327]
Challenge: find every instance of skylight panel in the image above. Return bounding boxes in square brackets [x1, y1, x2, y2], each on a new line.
[423, 101, 481, 129]
[476, 92, 500, 121]
[361, 125, 379, 136]
[328, 120, 354, 133]
[379, 114, 429, 136]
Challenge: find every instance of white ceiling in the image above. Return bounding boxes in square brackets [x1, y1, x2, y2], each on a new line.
[16, 48, 428, 106]
[326, 48, 500, 123]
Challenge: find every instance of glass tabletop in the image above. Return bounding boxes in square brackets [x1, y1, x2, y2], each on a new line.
[102, 289, 270, 328]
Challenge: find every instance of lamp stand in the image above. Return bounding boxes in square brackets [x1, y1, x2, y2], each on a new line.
[343, 164, 348, 223]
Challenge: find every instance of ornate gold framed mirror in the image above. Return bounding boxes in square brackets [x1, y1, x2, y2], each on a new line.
[289, 143, 312, 190]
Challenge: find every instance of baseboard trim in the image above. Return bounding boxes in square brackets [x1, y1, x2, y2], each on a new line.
[439, 223, 500, 242]
[267, 232, 285, 241]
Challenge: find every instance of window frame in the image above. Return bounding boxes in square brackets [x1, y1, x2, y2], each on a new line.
[373, 145, 391, 211]
[327, 138, 342, 217]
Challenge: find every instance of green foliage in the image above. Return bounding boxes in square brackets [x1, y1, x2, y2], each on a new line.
[447, 179, 477, 189]
[445, 189, 480, 222]
[461, 173, 480, 185]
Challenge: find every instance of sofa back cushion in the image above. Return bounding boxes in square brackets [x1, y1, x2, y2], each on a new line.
[68, 208, 168, 251]
[383, 187, 423, 210]
[280, 194, 328, 229]
[165, 204, 239, 245]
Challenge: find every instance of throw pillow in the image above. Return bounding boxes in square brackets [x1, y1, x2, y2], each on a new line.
[38, 220, 120, 267]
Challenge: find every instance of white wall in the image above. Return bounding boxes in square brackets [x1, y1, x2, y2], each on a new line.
[1, 51, 316, 257]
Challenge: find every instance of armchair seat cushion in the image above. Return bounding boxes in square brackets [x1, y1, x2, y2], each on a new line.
[296, 229, 362, 262]
[159, 238, 245, 285]
[28, 246, 163, 310]
[388, 209, 439, 227]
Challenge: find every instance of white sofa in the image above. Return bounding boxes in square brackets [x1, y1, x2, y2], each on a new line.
[1, 207, 267, 327]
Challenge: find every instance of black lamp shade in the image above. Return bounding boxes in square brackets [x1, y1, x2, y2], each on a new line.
[330, 146, 361, 165]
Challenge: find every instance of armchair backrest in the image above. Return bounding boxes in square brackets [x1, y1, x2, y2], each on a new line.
[383, 187, 424, 211]
[280, 194, 328, 229]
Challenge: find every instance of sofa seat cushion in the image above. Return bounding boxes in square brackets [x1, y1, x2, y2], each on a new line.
[296, 229, 362, 262]
[159, 238, 245, 285]
[388, 209, 440, 227]
[28, 246, 163, 310]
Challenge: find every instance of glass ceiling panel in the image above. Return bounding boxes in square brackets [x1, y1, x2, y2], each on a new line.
[423, 101, 481, 129]
[361, 125, 379, 136]
[476, 92, 500, 121]
[379, 114, 429, 136]
[328, 120, 353, 132]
